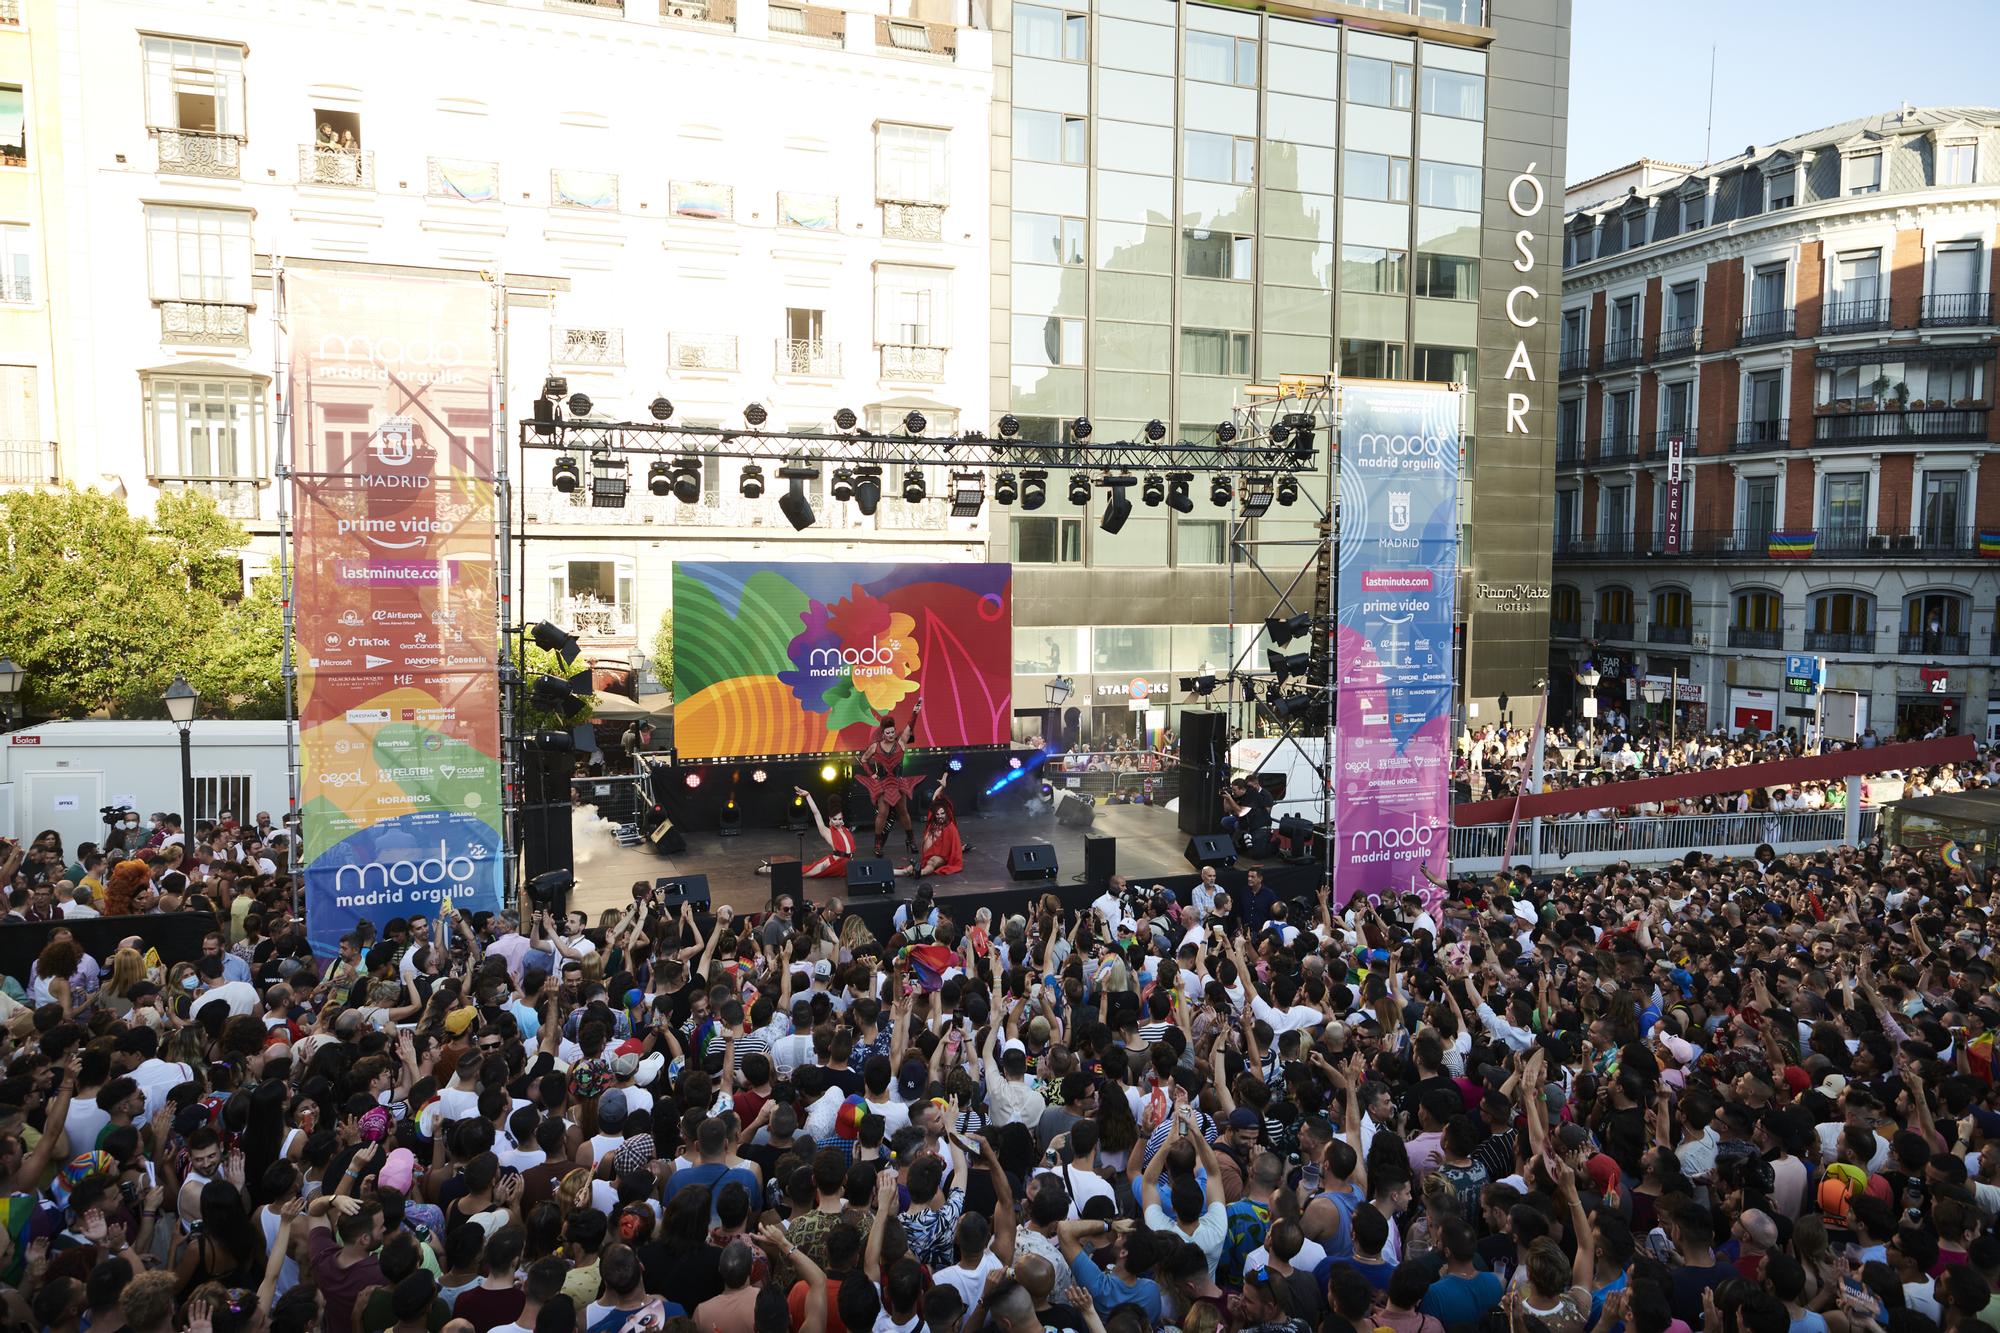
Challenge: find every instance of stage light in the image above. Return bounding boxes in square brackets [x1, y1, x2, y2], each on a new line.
[589, 455, 628, 508]
[1021, 470, 1048, 511]
[902, 469, 926, 503]
[530, 622, 582, 661]
[552, 455, 580, 493]
[835, 407, 858, 431]
[1242, 476, 1274, 517]
[744, 402, 768, 427]
[648, 460, 672, 497]
[1284, 412, 1317, 460]
[998, 414, 1020, 439]
[739, 463, 765, 499]
[684, 772, 702, 789]
[1267, 612, 1313, 646]
[1145, 418, 1167, 443]
[948, 756, 965, 772]
[1180, 673, 1218, 696]
[1140, 474, 1165, 507]
[531, 670, 593, 721]
[527, 869, 574, 913]
[1071, 416, 1093, 442]
[1009, 757, 1023, 770]
[720, 800, 740, 834]
[1067, 473, 1091, 505]
[1276, 475, 1299, 506]
[1210, 475, 1233, 506]
[831, 467, 855, 503]
[1268, 648, 1311, 681]
[671, 459, 701, 503]
[541, 376, 569, 401]
[1165, 471, 1194, 514]
[778, 463, 818, 530]
[1217, 420, 1238, 444]
[853, 466, 883, 515]
[950, 471, 985, 518]
[904, 410, 927, 435]
[649, 397, 674, 421]
[1270, 692, 1317, 722]
[1099, 474, 1134, 534]
[567, 391, 593, 417]
[994, 472, 1019, 506]
[819, 762, 838, 782]
[751, 768, 768, 784]
[1269, 420, 1291, 446]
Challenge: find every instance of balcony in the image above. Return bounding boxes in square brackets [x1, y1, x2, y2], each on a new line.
[298, 144, 374, 189]
[1647, 623, 1692, 645]
[153, 128, 242, 179]
[552, 327, 624, 367]
[1899, 632, 1971, 656]
[158, 300, 251, 347]
[877, 16, 956, 58]
[161, 479, 259, 519]
[1600, 335, 1644, 369]
[1921, 292, 1993, 328]
[882, 201, 946, 242]
[0, 439, 57, 486]
[558, 592, 634, 640]
[1739, 308, 1795, 345]
[1596, 434, 1637, 463]
[1814, 408, 1987, 445]
[1647, 428, 1695, 459]
[777, 339, 840, 377]
[0, 1, 18, 25]
[1555, 440, 1584, 469]
[660, 0, 736, 26]
[1550, 617, 1581, 640]
[1803, 631, 1876, 654]
[1728, 627, 1783, 650]
[669, 333, 738, 372]
[769, 2, 845, 46]
[1594, 619, 1635, 640]
[1820, 297, 1890, 334]
[1730, 419, 1789, 453]
[0, 274, 29, 303]
[880, 343, 946, 381]
[1558, 346, 1588, 374]
[1815, 525, 1978, 556]
[1654, 322, 1701, 359]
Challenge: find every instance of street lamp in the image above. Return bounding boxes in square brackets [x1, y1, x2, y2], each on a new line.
[0, 658, 23, 730]
[1575, 664, 1602, 753]
[163, 675, 199, 844]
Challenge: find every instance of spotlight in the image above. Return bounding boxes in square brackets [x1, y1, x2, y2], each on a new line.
[1144, 418, 1167, 443]
[1242, 476, 1274, 517]
[1268, 648, 1312, 680]
[649, 397, 674, 421]
[739, 463, 765, 499]
[751, 768, 768, 784]
[1165, 471, 1194, 514]
[1009, 757, 1023, 770]
[902, 469, 927, 503]
[1141, 474, 1165, 507]
[1099, 474, 1135, 534]
[904, 410, 927, 435]
[589, 455, 628, 508]
[1270, 420, 1291, 446]
[853, 465, 883, 515]
[998, 414, 1020, 439]
[819, 762, 839, 782]
[684, 771, 702, 789]
[994, 472, 1020, 506]
[835, 407, 858, 431]
[531, 668, 593, 721]
[1021, 470, 1048, 510]
[1179, 673, 1218, 696]
[530, 622, 582, 661]
[648, 460, 672, 497]
[950, 471, 984, 517]
[1266, 612, 1313, 646]
[1217, 420, 1238, 444]
[567, 392, 593, 417]
[831, 467, 855, 503]
[1283, 412, 1317, 460]
[777, 463, 818, 530]
[1210, 475, 1233, 506]
[1270, 692, 1318, 722]
[671, 459, 701, 504]
[541, 376, 569, 401]
[552, 455, 580, 493]
[1071, 416, 1093, 442]
[1276, 475, 1299, 506]
[1067, 473, 1091, 505]
[526, 869, 574, 914]
[744, 402, 768, 427]
[947, 756, 965, 772]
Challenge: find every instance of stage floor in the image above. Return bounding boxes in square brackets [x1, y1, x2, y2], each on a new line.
[568, 799, 1196, 920]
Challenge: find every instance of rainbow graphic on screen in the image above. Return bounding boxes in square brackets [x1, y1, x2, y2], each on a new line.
[672, 562, 1012, 759]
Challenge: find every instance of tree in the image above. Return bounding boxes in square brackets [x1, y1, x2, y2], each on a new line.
[0, 488, 285, 718]
[650, 608, 674, 698]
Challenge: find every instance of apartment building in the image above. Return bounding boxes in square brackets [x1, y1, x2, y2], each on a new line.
[1555, 106, 2000, 743]
[0, 0, 58, 492]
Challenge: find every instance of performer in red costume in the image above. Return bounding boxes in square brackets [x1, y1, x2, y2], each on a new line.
[757, 787, 854, 879]
[854, 698, 925, 859]
[896, 770, 964, 878]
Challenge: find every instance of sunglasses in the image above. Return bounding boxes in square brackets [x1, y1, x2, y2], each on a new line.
[479, 1042, 502, 1052]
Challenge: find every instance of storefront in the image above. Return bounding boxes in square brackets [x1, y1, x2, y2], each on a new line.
[1727, 686, 1779, 736]
[1014, 623, 1248, 750]
[1632, 675, 1707, 735]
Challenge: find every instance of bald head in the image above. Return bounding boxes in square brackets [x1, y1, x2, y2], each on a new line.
[1013, 1255, 1056, 1302]
[987, 1279, 1039, 1333]
[1252, 1152, 1286, 1192]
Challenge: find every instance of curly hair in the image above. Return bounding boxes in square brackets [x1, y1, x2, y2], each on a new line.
[103, 859, 151, 916]
[35, 938, 81, 985]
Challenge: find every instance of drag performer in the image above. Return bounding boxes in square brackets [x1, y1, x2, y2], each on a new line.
[756, 788, 854, 878]
[896, 769, 965, 878]
[855, 698, 925, 858]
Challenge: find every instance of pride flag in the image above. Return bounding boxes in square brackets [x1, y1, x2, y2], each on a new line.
[901, 942, 957, 992]
[1768, 531, 1816, 559]
[1978, 530, 2000, 558]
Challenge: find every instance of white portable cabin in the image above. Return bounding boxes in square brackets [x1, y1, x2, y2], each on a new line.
[1227, 734, 1333, 821]
[0, 720, 294, 854]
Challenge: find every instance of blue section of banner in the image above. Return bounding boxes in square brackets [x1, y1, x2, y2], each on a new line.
[1333, 386, 1462, 910]
[304, 810, 502, 957]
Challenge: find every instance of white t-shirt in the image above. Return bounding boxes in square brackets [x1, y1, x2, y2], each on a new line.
[191, 980, 261, 1018]
[63, 1099, 112, 1156]
[1034, 1163, 1117, 1219]
[932, 1253, 1003, 1312]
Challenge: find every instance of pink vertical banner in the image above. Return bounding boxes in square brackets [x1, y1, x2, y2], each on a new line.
[1662, 435, 1685, 555]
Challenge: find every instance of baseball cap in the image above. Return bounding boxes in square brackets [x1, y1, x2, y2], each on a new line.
[1818, 1074, 1848, 1097]
[1225, 1108, 1260, 1130]
[813, 959, 834, 981]
[442, 1007, 476, 1037]
[611, 1052, 641, 1081]
[897, 1060, 928, 1099]
[600, 1088, 628, 1127]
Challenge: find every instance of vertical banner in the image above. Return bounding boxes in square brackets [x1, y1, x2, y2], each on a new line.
[1334, 385, 1461, 912]
[289, 271, 503, 957]
[1662, 435, 1685, 555]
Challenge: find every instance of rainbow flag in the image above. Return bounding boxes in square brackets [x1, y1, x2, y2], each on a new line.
[901, 942, 957, 992]
[1978, 531, 2000, 558]
[1944, 840, 1967, 872]
[1768, 531, 1816, 559]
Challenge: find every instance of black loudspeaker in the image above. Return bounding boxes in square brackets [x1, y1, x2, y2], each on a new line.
[1007, 844, 1059, 881]
[520, 743, 576, 805]
[1084, 835, 1117, 886]
[1055, 790, 1096, 828]
[1177, 710, 1229, 836]
[654, 874, 712, 912]
[1184, 833, 1236, 869]
[769, 860, 803, 901]
[1277, 814, 1317, 860]
[846, 858, 896, 895]
[648, 816, 686, 855]
[520, 801, 574, 880]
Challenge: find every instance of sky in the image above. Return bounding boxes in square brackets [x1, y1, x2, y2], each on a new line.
[1565, 0, 2000, 187]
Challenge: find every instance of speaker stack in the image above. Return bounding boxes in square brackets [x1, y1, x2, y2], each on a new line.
[1177, 709, 1228, 836]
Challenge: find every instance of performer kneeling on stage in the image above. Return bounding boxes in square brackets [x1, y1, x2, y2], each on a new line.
[855, 698, 925, 859]
[896, 770, 965, 878]
[758, 788, 854, 878]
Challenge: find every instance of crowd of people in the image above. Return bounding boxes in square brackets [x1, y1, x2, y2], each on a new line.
[6, 821, 2000, 1333]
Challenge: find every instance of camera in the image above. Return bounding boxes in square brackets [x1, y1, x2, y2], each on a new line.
[101, 805, 135, 825]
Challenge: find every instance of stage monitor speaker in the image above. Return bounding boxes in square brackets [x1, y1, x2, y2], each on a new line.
[654, 874, 712, 912]
[521, 801, 574, 881]
[648, 814, 686, 855]
[1184, 833, 1236, 870]
[1277, 814, 1317, 860]
[1054, 789, 1096, 828]
[1083, 835, 1117, 886]
[1177, 709, 1229, 836]
[1007, 844, 1058, 881]
[845, 858, 896, 895]
[768, 860, 803, 902]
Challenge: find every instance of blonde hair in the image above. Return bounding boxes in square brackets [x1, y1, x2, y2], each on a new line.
[102, 948, 147, 1000]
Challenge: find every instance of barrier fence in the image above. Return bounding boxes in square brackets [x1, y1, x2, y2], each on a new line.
[1448, 808, 1879, 873]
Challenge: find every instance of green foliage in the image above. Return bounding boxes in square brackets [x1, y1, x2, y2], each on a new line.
[518, 640, 596, 733]
[649, 608, 673, 698]
[0, 487, 284, 718]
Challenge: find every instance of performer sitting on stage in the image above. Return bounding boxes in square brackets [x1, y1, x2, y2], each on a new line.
[896, 770, 964, 878]
[756, 788, 854, 878]
[854, 698, 925, 858]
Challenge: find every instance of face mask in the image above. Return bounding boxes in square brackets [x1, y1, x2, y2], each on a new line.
[182, 975, 199, 990]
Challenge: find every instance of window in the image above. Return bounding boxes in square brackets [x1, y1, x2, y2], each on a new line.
[1419, 67, 1483, 119]
[1939, 140, 1976, 186]
[1015, 110, 1086, 165]
[877, 123, 948, 203]
[0, 86, 21, 168]
[874, 264, 948, 346]
[555, 559, 635, 631]
[310, 108, 362, 153]
[1183, 229, 1253, 280]
[1608, 293, 1639, 345]
[1178, 519, 1226, 564]
[1653, 588, 1691, 629]
[1345, 151, 1410, 203]
[1341, 339, 1404, 379]
[142, 374, 265, 481]
[1557, 398, 1582, 450]
[1811, 592, 1871, 635]
[144, 205, 252, 305]
[1414, 253, 1476, 300]
[1184, 131, 1254, 185]
[1186, 31, 1255, 86]
[1348, 55, 1412, 109]
[1552, 586, 1581, 622]
[1733, 590, 1781, 632]
[1921, 471, 1966, 546]
[1742, 478, 1777, 543]
[1844, 151, 1882, 196]
[1012, 314, 1083, 367]
[1681, 192, 1706, 231]
[1554, 490, 1578, 545]
[0, 225, 28, 303]
[1182, 328, 1251, 376]
[1836, 249, 1881, 304]
[1015, 212, 1084, 266]
[1765, 167, 1795, 210]
[1341, 246, 1407, 294]
[1416, 161, 1480, 211]
[1093, 627, 1170, 673]
[1905, 593, 1964, 641]
[1934, 241, 1981, 295]
[1604, 388, 1634, 441]
[1747, 369, 1784, 426]
[1600, 586, 1635, 626]
[1015, 4, 1086, 61]
[1822, 473, 1866, 542]
[141, 36, 245, 136]
[1660, 381, 1692, 436]
[1012, 516, 1082, 564]
[1601, 483, 1631, 540]
[1560, 308, 1586, 358]
[1665, 279, 1699, 329]
[1414, 345, 1473, 383]
[1750, 261, 1787, 315]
